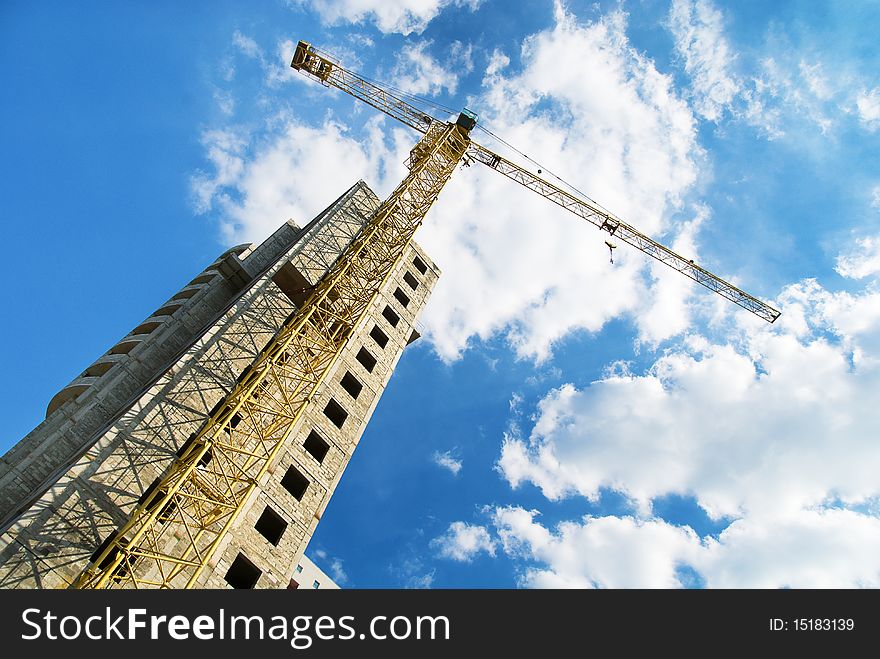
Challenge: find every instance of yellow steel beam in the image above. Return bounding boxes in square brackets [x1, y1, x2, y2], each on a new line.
[72, 119, 471, 588]
[467, 143, 781, 323]
[290, 39, 779, 324]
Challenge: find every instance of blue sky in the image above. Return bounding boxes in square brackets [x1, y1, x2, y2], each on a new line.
[3, 0, 880, 588]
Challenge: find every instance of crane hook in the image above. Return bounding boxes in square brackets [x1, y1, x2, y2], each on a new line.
[605, 240, 617, 264]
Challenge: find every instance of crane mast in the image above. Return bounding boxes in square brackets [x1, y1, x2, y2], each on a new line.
[72, 94, 471, 589]
[73, 38, 777, 589]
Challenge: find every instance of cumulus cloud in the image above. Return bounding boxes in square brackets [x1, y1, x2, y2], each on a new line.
[431, 521, 497, 561]
[836, 235, 880, 280]
[698, 508, 880, 588]
[494, 507, 701, 588]
[488, 264, 880, 587]
[499, 275, 880, 519]
[432, 450, 463, 475]
[190, 117, 410, 244]
[484, 49, 510, 79]
[637, 205, 708, 346]
[293, 0, 483, 36]
[491, 506, 880, 588]
[417, 6, 703, 360]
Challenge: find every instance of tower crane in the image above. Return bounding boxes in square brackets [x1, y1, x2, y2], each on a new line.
[287, 42, 780, 323]
[72, 41, 779, 589]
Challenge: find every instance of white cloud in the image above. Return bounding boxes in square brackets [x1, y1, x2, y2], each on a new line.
[417, 6, 702, 361]
[836, 236, 880, 280]
[490, 269, 880, 586]
[668, 0, 739, 122]
[431, 521, 497, 561]
[484, 49, 509, 79]
[190, 129, 247, 215]
[228, 31, 299, 88]
[191, 117, 410, 244]
[311, 548, 348, 584]
[232, 30, 262, 59]
[432, 449, 462, 475]
[747, 56, 837, 137]
[391, 41, 459, 96]
[406, 571, 435, 588]
[499, 277, 880, 519]
[799, 60, 832, 101]
[327, 557, 349, 585]
[494, 507, 701, 588]
[198, 7, 705, 363]
[636, 205, 707, 346]
[856, 88, 880, 131]
[667, 0, 873, 138]
[219, 56, 236, 82]
[491, 506, 880, 588]
[266, 39, 300, 87]
[213, 88, 235, 116]
[698, 509, 880, 587]
[397, 555, 436, 588]
[450, 41, 474, 74]
[508, 392, 523, 413]
[294, 0, 483, 36]
[739, 60, 786, 140]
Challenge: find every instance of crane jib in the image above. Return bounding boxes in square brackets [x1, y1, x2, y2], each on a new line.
[291, 39, 779, 324]
[468, 144, 781, 324]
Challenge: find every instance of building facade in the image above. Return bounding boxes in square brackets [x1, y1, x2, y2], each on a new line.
[0, 180, 439, 588]
[291, 555, 340, 590]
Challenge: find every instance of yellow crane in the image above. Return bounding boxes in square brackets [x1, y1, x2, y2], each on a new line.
[72, 41, 779, 589]
[288, 41, 780, 323]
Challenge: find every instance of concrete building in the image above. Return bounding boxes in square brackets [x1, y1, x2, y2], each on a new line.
[0, 180, 439, 588]
[291, 555, 340, 590]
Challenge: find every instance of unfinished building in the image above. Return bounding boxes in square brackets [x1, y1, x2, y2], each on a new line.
[0, 180, 438, 588]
